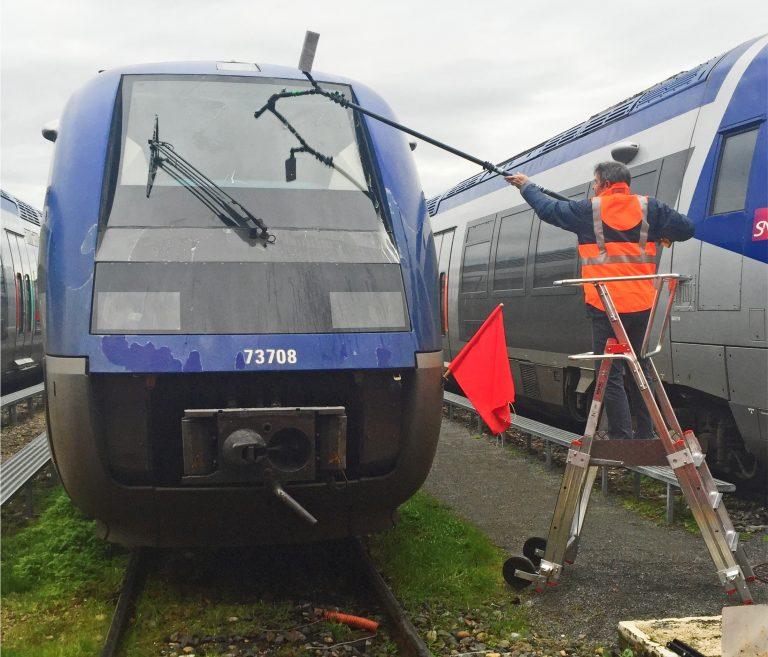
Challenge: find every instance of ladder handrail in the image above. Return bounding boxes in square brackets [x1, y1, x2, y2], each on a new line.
[553, 273, 682, 286]
[554, 273, 682, 358]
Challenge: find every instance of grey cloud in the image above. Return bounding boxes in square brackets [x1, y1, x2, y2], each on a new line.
[1, 0, 764, 205]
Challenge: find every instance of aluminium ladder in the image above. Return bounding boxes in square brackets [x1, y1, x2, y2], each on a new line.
[503, 273, 756, 604]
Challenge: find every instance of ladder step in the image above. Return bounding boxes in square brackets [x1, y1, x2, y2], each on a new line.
[726, 530, 739, 552]
[709, 490, 723, 510]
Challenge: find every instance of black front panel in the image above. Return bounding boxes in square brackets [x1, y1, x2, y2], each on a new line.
[92, 262, 409, 334]
[92, 369, 407, 485]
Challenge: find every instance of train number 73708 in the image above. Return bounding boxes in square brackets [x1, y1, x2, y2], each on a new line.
[243, 349, 298, 365]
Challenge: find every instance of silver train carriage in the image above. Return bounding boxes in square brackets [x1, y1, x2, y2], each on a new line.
[428, 36, 768, 491]
[1, 189, 43, 393]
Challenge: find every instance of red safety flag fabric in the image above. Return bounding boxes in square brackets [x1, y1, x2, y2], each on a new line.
[446, 304, 515, 434]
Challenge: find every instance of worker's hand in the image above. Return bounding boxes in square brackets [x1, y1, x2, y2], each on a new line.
[660, 237, 672, 248]
[505, 173, 529, 188]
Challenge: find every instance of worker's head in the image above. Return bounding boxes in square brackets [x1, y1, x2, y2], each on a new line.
[593, 161, 631, 194]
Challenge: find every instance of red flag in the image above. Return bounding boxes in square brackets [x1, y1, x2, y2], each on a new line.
[446, 304, 515, 434]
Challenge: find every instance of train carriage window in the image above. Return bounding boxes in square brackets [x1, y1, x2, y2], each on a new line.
[466, 221, 494, 244]
[34, 280, 41, 334]
[532, 187, 585, 289]
[461, 217, 494, 295]
[16, 273, 25, 333]
[461, 242, 491, 293]
[433, 232, 444, 264]
[494, 209, 534, 291]
[628, 170, 659, 198]
[711, 127, 759, 215]
[25, 275, 33, 333]
[533, 223, 578, 288]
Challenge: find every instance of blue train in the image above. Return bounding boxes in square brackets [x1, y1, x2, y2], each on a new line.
[40, 61, 443, 546]
[1, 189, 43, 394]
[428, 36, 768, 489]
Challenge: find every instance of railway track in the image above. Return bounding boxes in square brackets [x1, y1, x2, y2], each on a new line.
[100, 539, 431, 657]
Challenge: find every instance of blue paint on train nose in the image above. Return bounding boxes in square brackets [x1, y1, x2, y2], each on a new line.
[101, 335, 183, 372]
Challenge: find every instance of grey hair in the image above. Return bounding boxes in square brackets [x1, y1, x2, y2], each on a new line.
[594, 161, 631, 185]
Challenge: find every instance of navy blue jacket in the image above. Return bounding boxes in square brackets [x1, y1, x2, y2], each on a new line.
[520, 182, 695, 245]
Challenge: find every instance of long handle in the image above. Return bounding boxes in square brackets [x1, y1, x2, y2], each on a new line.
[300, 73, 571, 202]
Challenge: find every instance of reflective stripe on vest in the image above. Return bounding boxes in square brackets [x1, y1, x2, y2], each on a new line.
[579, 194, 657, 313]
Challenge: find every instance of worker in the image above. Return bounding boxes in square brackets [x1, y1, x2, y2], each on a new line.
[505, 162, 694, 439]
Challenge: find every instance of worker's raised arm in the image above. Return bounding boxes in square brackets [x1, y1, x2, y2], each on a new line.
[648, 198, 695, 244]
[505, 173, 587, 233]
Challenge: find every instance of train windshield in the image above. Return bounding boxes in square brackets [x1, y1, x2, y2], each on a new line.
[93, 74, 409, 336]
[107, 75, 382, 232]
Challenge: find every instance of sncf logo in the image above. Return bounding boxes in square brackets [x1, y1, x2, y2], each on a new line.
[753, 208, 768, 242]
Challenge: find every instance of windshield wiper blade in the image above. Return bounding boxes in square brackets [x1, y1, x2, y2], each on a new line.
[146, 116, 274, 244]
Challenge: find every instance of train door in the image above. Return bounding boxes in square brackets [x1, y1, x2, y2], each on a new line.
[671, 119, 765, 398]
[677, 122, 764, 341]
[434, 228, 454, 361]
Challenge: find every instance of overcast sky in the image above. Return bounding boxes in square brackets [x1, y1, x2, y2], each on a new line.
[1, 1, 766, 209]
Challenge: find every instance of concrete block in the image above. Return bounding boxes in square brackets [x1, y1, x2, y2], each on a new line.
[722, 604, 767, 657]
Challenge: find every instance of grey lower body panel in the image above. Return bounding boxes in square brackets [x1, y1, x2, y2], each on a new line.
[45, 354, 443, 547]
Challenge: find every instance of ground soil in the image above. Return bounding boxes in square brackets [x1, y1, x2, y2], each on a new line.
[1, 404, 46, 462]
[423, 416, 768, 646]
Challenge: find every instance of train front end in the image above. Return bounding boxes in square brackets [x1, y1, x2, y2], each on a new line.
[41, 62, 442, 546]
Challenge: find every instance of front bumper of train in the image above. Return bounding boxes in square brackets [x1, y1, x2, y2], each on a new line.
[43, 352, 443, 547]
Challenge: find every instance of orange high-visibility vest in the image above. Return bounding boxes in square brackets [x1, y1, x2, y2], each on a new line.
[578, 186, 657, 313]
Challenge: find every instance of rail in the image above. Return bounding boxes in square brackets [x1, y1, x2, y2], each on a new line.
[1, 382, 45, 425]
[0, 432, 52, 506]
[443, 391, 735, 522]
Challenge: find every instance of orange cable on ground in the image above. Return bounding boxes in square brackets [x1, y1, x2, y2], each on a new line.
[323, 610, 379, 633]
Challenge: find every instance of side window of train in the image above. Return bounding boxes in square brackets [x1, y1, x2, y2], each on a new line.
[460, 216, 495, 297]
[532, 184, 588, 291]
[433, 232, 444, 266]
[656, 149, 691, 207]
[6, 230, 24, 334]
[628, 160, 660, 198]
[710, 126, 760, 215]
[434, 228, 455, 337]
[493, 207, 534, 295]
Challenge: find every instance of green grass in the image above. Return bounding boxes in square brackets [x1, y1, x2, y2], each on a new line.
[2, 487, 528, 655]
[370, 491, 528, 644]
[616, 476, 699, 533]
[1, 488, 127, 656]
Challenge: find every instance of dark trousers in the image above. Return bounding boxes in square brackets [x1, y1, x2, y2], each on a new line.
[590, 309, 655, 440]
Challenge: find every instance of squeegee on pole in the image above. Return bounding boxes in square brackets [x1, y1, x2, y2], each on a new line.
[256, 30, 571, 202]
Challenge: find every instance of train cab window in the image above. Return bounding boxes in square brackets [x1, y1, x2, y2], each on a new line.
[494, 209, 533, 291]
[711, 127, 759, 215]
[461, 217, 494, 295]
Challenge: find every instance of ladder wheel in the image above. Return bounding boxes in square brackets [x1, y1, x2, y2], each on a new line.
[503, 555, 536, 590]
[522, 536, 547, 568]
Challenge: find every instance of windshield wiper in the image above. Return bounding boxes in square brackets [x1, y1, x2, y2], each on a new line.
[146, 116, 274, 244]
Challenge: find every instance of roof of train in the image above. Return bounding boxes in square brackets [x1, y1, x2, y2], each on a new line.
[426, 36, 764, 217]
[1, 189, 42, 226]
[91, 60, 356, 86]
